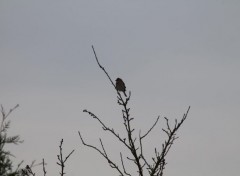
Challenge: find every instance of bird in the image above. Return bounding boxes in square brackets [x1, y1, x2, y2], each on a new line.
[115, 78, 127, 96]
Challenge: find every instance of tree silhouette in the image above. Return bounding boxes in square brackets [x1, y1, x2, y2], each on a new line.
[0, 104, 23, 176]
[79, 46, 190, 176]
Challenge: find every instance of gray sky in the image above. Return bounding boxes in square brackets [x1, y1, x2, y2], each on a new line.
[1, 1, 240, 176]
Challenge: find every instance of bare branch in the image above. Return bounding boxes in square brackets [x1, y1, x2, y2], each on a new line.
[78, 131, 125, 176]
[83, 109, 131, 150]
[150, 106, 190, 176]
[15, 160, 24, 171]
[42, 159, 47, 176]
[141, 116, 160, 140]
[139, 131, 151, 170]
[57, 139, 75, 176]
[139, 116, 160, 169]
[164, 117, 172, 133]
[91, 45, 130, 104]
[99, 138, 108, 157]
[0, 104, 19, 132]
[91, 45, 115, 89]
[120, 153, 132, 176]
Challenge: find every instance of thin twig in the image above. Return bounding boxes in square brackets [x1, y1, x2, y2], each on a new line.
[57, 139, 75, 176]
[92, 45, 115, 89]
[139, 116, 160, 168]
[83, 109, 131, 150]
[141, 116, 160, 139]
[78, 131, 125, 176]
[0, 104, 19, 132]
[150, 106, 190, 176]
[42, 159, 47, 176]
[120, 153, 132, 176]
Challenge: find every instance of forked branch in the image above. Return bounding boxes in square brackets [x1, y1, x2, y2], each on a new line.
[149, 106, 191, 176]
[78, 131, 125, 176]
[83, 109, 131, 150]
[57, 139, 75, 176]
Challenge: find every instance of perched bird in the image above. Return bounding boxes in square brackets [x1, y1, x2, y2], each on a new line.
[115, 78, 127, 96]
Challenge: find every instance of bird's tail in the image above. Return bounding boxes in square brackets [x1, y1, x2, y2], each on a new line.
[124, 91, 127, 97]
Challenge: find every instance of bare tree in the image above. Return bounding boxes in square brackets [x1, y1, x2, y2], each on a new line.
[21, 139, 74, 176]
[79, 46, 190, 176]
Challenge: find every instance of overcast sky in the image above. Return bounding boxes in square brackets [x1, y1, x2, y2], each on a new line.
[1, 1, 240, 176]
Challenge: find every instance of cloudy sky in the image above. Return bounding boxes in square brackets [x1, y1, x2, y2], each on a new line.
[1, 1, 240, 176]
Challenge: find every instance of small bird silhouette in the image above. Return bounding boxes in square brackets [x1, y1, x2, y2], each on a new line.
[115, 78, 127, 96]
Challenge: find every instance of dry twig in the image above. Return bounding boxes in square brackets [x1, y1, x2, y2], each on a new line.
[57, 139, 75, 176]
